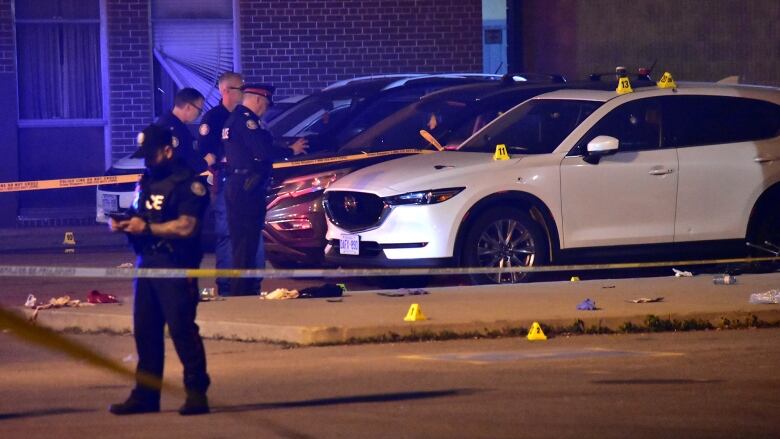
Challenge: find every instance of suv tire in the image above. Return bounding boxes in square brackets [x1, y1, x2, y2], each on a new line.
[462, 207, 548, 284]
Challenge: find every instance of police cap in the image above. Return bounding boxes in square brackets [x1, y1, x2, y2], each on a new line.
[131, 124, 173, 159]
[242, 83, 275, 105]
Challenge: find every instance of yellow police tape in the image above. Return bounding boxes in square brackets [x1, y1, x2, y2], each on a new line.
[0, 256, 777, 279]
[0, 305, 175, 394]
[0, 149, 434, 193]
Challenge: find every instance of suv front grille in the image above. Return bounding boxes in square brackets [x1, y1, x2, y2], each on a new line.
[323, 191, 387, 231]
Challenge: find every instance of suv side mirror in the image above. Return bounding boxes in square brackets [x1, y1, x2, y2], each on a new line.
[583, 135, 619, 164]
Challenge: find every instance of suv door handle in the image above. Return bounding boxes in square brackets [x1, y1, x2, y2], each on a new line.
[648, 169, 674, 175]
[754, 157, 776, 163]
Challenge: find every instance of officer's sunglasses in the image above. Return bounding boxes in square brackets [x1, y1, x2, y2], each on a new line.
[190, 102, 203, 115]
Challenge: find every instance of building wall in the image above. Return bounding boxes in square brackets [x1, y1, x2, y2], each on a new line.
[106, 0, 154, 161]
[0, 0, 18, 225]
[523, 0, 780, 86]
[238, 0, 484, 97]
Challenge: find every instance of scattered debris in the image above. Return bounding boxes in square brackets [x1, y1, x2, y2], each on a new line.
[713, 274, 737, 285]
[673, 268, 693, 277]
[749, 290, 780, 304]
[87, 290, 119, 304]
[24, 294, 37, 308]
[378, 288, 429, 298]
[299, 283, 344, 299]
[602, 285, 616, 289]
[260, 288, 299, 300]
[627, 297, 664, 303]
[29, 295, 94, 322]
[117, 262, 134, 268]
[576, 298, 597, 311]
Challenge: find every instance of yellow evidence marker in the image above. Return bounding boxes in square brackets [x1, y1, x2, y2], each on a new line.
[527, 321, 547, 341]
[616, 76, 633, 95]
[493, 143, 510, 161]
[657, 71, 677, 89]
[404, 303, 427, 322]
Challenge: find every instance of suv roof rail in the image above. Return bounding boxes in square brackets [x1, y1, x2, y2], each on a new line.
[500, 72, 567, 84]
[323, 74, 424, 90]
[381, 73, 502, 90]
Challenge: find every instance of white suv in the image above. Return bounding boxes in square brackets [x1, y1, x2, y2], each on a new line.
[323, 82, 780, 283]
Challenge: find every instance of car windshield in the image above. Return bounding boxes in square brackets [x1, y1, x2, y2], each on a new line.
[267, 91, 368, 139]
[459, 99, 602, 154]
[339, 98, 476, 152]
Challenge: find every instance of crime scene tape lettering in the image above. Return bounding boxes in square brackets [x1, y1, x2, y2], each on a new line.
[0, 149, 434, 193]
[0, 256, 777, 279]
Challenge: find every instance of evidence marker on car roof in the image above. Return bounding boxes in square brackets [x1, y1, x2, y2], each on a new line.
[657, 71, 677, 89]
[615, 66, 633, 95]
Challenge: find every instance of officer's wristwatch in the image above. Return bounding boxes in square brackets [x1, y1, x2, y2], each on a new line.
[142, 221, 152, 235]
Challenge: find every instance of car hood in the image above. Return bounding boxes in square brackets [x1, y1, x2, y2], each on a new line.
[111, 154, 144, 171]
[327, 150, 524, 195]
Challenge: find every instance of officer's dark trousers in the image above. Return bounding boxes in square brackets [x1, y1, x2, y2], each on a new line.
[132, 255, 210, 402]
[225, 173, 265, 295]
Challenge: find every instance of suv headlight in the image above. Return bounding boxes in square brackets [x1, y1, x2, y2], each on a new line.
[383, 187, 465, 206]
[267, 169, 351, 209]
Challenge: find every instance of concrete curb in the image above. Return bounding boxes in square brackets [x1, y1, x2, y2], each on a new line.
[24, 306, 780, 346]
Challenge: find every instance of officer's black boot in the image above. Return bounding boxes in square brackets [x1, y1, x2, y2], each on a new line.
[109, 391, 160, 415]
[179, 392, 209, 416]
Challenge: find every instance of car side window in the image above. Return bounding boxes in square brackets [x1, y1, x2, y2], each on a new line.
[662, 96, 780, 148]
[570, 98, 663, 156]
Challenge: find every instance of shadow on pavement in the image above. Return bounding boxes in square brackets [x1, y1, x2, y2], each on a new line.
[214, 388, 478, 414]
[0, 407, 94, 420]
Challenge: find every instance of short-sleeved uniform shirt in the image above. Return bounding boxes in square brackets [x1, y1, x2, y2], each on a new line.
[128, 164, 210, 268]
[222, 104, 290, 178]
[198, 102, 230, 163]
[156, 111, 208, 174]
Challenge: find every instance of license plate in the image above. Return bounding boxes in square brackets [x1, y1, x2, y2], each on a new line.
[339, 234, 360, 255]
[102, 194, 119, 214]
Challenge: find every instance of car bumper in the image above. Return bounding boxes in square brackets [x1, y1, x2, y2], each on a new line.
[324, 202, 458, 264]
[263, 195, 329, 264]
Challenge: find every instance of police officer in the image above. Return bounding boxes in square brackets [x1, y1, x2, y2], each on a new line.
[157, 87, 208, 174]
[223, 84, 307, 295]
[198, 72, 260, 296]
[108, 124, 211, 416]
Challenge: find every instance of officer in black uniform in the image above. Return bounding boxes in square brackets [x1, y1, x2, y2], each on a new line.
[157, 87, 208, 174]
[108, 124, 211, 416]
[222, 84, 307, 295]
[198, 72, 245, 296]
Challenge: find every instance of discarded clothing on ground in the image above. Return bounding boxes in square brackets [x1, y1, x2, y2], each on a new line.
[749, 290, 780, 304]
[27, 295, 94, 322]
[261, 288, 299, 300]
[377, 288, 429, 298]
[627, 297, 664, 303]
[87, 290, 119, 304]
[672, 268, 693, 277]
[576, 298, 597, 311]
[298, 283, 344, 299]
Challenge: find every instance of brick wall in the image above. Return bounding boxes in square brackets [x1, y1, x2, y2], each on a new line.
[238, 0, 483, 97]
[0, 0, 13, 74]
[0, 0, 17, 226]
[523, 0, 780, 86]
[107, 0, 153, 161]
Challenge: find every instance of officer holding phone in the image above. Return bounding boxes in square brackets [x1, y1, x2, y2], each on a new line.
[108, 124, 211, 416]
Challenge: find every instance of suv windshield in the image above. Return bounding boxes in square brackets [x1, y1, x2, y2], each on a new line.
[459, 99, 602, 154]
